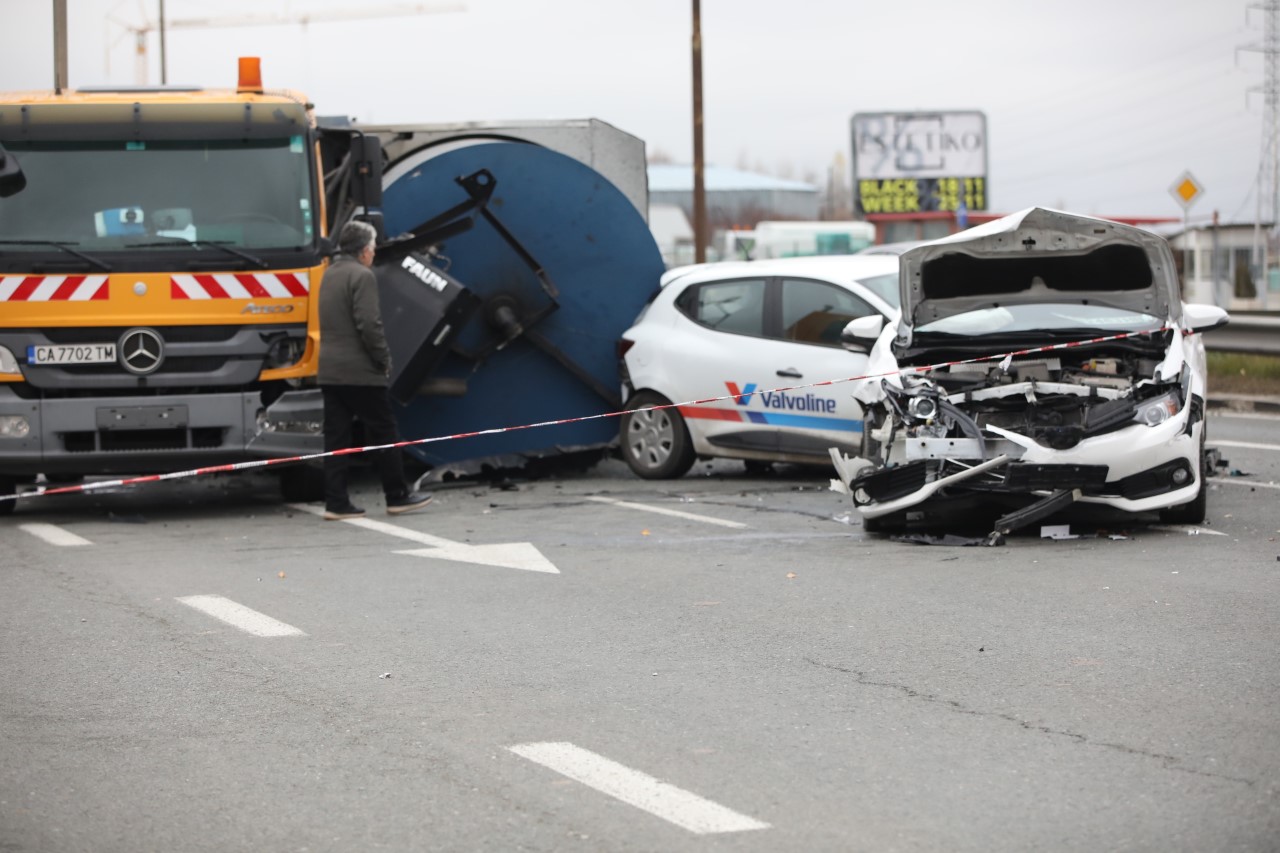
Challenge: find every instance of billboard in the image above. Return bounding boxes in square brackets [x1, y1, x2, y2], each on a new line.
[851, 111, 988, 216]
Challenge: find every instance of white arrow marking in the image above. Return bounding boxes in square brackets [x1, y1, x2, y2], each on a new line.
[287, 504, 560, 574]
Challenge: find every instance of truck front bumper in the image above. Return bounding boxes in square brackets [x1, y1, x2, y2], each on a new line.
[0, 386, 324, 476]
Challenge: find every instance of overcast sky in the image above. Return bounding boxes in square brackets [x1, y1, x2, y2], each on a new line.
[1, 0, 1266, 224]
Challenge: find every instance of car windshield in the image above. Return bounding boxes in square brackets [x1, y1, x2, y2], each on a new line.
[0, 137, 315, 252]
[915, 303, 1164, 336]
[853, 271, 899, 307]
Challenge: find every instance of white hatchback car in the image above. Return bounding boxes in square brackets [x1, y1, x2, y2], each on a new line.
[830, 207, 1230, 534]
[617, 255, 899, 478]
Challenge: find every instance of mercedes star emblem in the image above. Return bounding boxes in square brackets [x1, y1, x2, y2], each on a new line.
[118, 327, 165, 375]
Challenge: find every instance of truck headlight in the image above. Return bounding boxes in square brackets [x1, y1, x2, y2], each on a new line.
[1134, 392, 1180, 426]
[0, 345, 20, 375]
[0, 416, 30, 437]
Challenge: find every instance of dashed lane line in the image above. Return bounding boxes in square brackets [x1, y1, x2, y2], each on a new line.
[176, 595, 306, 637]
[508, 741, 769, 835]
[19, 522, 92, 547]
[585, 496, 749, 529]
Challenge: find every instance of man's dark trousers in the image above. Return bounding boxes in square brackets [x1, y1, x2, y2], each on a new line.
[321, 385, 407, 508]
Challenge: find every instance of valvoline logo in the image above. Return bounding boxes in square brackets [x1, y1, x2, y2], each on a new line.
[725, 381, 837, 413]
[678, 381, 860, 433]
[725, 382, 756, 404]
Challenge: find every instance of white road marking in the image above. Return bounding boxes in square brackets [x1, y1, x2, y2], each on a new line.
[1208, 477, 1280, 491]
[586, 496, 749, 529]
[176, 595, 306, 637]
[19, 523, 91, 547]
[508, 742, 769, 835]
[1212, 439, 1280, 452]
[287, 504, 560, 574]
[1147, 525, 1229, 536]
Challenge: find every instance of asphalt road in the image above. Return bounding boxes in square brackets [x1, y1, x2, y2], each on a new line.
[2, 410, 1278, 852]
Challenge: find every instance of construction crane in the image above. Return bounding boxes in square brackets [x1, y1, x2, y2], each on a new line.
[107, 1, 466, 85]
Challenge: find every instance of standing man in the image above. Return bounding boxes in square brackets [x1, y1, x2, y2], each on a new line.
[318, 220, 432, 520]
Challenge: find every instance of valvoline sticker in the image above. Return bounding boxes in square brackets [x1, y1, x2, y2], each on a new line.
[680, 381, 859, 432]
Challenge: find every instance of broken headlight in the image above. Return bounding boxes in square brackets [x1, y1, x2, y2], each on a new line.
[1133, 392, 1180, 426]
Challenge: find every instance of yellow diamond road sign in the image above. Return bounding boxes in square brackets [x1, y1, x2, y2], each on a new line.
[1169, 171, 1203, 210]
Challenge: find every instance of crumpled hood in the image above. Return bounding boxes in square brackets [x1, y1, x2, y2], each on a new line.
[897, 207, 1181, 334]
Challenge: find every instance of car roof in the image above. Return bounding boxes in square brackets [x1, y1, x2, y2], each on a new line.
[660, 253, 899, 289]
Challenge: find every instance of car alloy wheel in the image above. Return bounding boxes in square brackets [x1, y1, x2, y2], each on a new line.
[620, 391, 696, 479]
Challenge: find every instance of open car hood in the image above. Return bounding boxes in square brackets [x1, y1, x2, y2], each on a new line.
[897, 207, 1181, 334]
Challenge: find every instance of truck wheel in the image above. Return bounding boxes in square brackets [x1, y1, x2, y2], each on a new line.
[279, 464, 325, 502]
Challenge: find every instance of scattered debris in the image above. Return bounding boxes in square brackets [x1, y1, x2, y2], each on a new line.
[786, 572, 797, 579]
[890, 532, 1004, 547]
[106, 511, 147, 524]
[1040, 524, 1079, 540]
[379, 672, 392, 679]
[277, 571, 286, 579]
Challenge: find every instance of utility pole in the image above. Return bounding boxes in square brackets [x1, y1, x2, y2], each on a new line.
[159, 0, 167, 85]
[691, 0, 707, 263]
[1242, 0, 1280, 308]
[53, 0, 68, 93]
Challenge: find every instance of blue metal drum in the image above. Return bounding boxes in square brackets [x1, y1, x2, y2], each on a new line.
[380, 140, 664, 473]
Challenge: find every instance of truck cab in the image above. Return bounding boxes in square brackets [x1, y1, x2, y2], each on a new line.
[0, 65, 370, 509]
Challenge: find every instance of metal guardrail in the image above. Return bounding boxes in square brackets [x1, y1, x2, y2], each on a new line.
[1203, 315, 1280, 356]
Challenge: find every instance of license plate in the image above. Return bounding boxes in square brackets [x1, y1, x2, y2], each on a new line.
[27, 343, 116, 365]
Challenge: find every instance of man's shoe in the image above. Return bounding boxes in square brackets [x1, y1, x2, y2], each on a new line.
[386, 491, 433, 515]
[324, 503, 366, 520]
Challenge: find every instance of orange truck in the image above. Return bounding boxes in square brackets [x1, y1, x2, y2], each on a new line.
[0, 59, 381, 511]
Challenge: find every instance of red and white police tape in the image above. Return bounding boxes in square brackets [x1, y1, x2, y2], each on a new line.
[0, 326, 1177, 507]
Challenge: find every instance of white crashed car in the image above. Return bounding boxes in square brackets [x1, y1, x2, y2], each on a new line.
[618, 255, 899, 478]
[830, 207, 1229, 534]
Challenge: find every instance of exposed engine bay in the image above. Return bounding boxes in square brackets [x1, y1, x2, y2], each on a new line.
[829, 207, 1229, 538]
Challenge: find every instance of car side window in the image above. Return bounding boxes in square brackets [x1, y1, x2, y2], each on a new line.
[780, 278, 878, 347]
[677, 278, 767, 337]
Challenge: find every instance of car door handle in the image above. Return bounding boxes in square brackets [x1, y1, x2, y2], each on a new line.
[776, 368, 802, 378]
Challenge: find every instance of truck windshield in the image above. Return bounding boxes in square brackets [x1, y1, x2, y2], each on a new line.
[0, 136, 315, 254]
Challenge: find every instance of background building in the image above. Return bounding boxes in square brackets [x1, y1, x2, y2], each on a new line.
[647, 164, 820, 229]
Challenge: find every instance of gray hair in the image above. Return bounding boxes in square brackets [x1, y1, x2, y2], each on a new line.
[337, 220, 377, 256]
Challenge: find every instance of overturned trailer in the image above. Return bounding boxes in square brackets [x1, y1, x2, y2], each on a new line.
[830, 207, 1230, 536]
[260, 120, 666, 483]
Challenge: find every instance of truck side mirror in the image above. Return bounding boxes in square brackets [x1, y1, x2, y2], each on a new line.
[349, 133, 383, 211]
[0, 144, 26, 198]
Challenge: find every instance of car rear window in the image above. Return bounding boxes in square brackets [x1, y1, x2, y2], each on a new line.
[676, 278, 767, 336]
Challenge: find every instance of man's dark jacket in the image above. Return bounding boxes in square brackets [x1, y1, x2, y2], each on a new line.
[317, 255, 392, 386]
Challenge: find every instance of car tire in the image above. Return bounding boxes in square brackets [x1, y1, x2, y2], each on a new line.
[620, 391, 696, 479]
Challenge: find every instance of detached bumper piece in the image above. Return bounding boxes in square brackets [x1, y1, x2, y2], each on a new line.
[992, 488, 1081, 542]
[850, 459, 928, 506]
